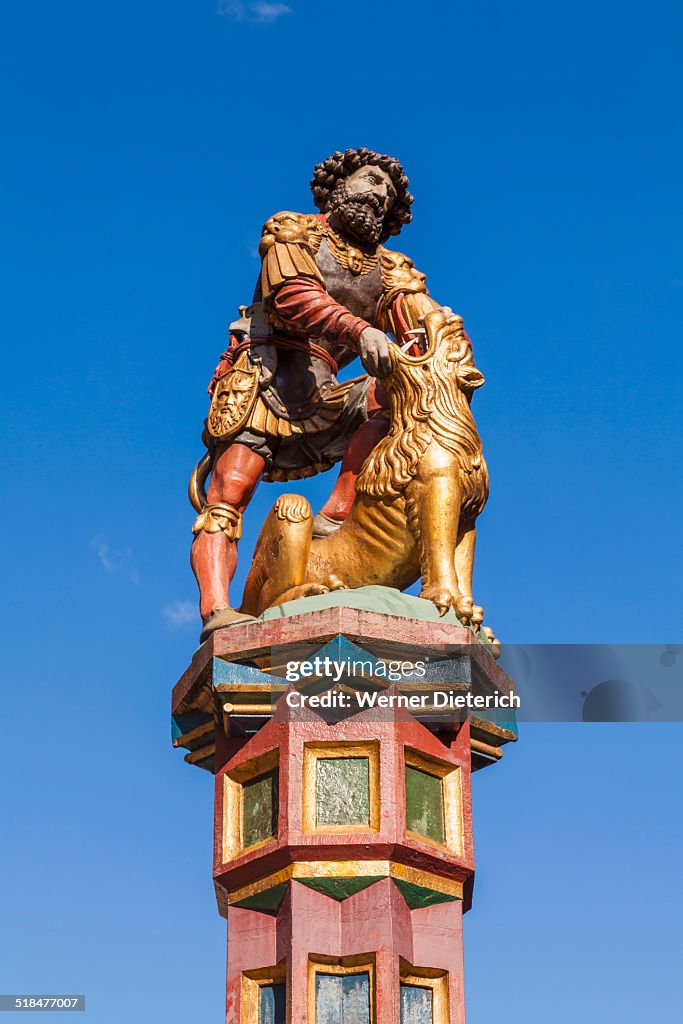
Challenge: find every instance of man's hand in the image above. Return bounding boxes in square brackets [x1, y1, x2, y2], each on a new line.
[358, 326, 393, 378]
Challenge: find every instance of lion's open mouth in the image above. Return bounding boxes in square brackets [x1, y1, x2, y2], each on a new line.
[398, 328, 428, 356]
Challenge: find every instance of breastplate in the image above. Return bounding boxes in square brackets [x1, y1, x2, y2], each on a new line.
[315, 237, 383, 324]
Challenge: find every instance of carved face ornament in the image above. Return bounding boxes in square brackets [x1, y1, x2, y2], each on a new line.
[207, 365, 259, 438]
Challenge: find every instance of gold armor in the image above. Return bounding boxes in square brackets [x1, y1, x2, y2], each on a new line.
[192, 501, 243, 541]
[193, 212, 436, 485]
[206, 362, 259, 440]
[258, 210, 432, 313]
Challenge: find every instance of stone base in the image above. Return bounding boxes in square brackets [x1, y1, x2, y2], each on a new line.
[171, 591, 517, 1024]
[171, 591, 516, 774]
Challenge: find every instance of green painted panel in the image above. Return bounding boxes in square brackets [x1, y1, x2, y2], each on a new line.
[405, 765, 444, 844]
[316, 758, 369, 826]
[243, 770, 278, 848]
[298, 876, 383, 901]
[233, 882, 288, 914]
[260, 983, 286, 1024]
[316, 972, 370, 1024]
[392, 878, 458, 910]
[400, 984, 433, 1024]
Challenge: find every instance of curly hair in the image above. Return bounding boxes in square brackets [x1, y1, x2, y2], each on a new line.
[310, 148, 413, 242]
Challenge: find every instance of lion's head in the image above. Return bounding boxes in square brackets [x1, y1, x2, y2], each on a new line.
[356, 309, 486, 499]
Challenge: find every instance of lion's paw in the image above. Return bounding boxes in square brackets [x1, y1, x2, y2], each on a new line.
[325, 574, 348, 592]
[272, 583, 330, 606]
[455, 596, 474, 623]
[420, 585, 468, 619]
[481, 625, 501, 659]
[302, 584, 330, 597]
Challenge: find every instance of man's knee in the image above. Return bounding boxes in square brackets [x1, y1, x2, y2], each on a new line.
[343, 418, 389, 471]
[207, 444, 265, 508]
[366, 378, 389, 414]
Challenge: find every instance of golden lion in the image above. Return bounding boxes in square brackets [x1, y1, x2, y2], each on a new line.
[240, 308, 495, 644]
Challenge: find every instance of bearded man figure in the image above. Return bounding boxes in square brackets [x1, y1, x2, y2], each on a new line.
[190, 147, 463, 640]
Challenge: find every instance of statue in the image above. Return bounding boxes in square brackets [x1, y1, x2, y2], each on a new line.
[176, 154, 512, 1024]
[189, 148, 486, 642]
[241, 307, 497, 649]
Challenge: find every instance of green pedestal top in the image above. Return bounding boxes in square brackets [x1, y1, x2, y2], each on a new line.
[260, 586, 463, 624]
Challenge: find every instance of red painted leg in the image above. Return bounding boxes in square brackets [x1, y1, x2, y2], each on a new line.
[315, 378, 389, 532]
[317, 417, 389, 530]
[190, 444, 265, 623]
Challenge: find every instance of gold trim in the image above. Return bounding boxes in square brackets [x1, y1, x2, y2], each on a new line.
[308, 954, 376, 1024]
[469, 714, 517, 744]
[241, 961, 286, 1024]
[259, 211, 325, 304]
[222, 748, 280, 862]
[222, 703, 273, 716]
[206, 362, 259, 440]
[215, 682, 288, 694]
[388, 862, 462, 898]
[404, 747, 464, 857]
[192, 501, 243, 541]
[470, 737, 503, 760]
[226, 866, 295, 904]
[224, 861, 463, 906]
[326, 228, 379, 276]
[302, 742, 380, 834]
[184, 742, 215, 765]
[399, 959, 449, 1024]
[172, 720, 214, 748]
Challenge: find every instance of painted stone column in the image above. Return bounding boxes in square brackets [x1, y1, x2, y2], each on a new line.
[172, 605, 516, 1024]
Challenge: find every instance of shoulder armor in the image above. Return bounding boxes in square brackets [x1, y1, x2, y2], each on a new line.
[259, 212, 325, 304]
[379, 248, 429, 305]
[259, 211, 325, 258]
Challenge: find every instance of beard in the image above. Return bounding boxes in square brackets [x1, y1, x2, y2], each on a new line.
[327, 181, 385, 245]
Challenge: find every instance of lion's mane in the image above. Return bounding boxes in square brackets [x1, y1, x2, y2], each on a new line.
[356, 348, 489, 519]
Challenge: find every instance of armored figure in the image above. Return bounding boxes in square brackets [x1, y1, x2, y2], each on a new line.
[190, 148, 467, 640]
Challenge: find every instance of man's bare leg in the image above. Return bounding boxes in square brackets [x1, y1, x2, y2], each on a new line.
[190, 443, 265, 637]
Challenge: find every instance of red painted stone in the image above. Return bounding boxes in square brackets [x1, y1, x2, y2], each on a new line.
[226, 882, 465, 1024]
[213, 706, 474, 907]
[170, 607, 516, 1023]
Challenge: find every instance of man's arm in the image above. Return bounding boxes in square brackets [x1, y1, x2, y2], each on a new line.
[272, 277, 368, 349]
[259, 211, 393, 376]
[272, 277, 392, 377]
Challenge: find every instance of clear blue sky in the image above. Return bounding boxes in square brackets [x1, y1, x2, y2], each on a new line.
[1, 1, 681, 1021]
